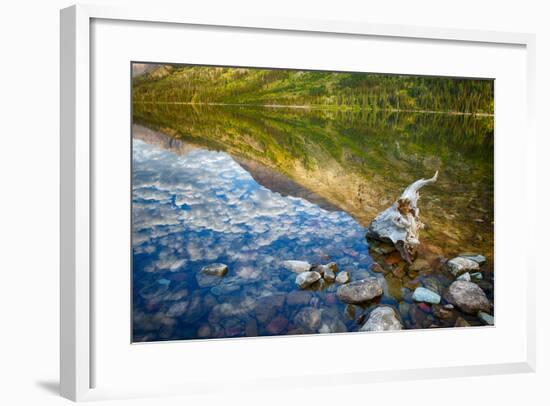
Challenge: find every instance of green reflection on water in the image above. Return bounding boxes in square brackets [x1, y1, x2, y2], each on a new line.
[133, 102, 494, 260]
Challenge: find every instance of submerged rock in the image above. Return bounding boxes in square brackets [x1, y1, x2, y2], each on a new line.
[283, 260, 312, 273]
[336, 277, 383, 304]
[457, 272, 471, 281]
[412, 287, 441, 304]
[286, 290, 312, 306]
[201, 263, 228, 276]
[470, 272, 483, 280]
[295, 271, 322, 289]
[446, 257, 480, 277]
[478, 311, 494, 325]
[335, 271, 350, 284]
[458, 253, 487, 265]
[455, 317, 471, 327]
[446, 280, 491, 314]
[294, 307, 322, 332]
[255, 294, 285, 323]
[166, 300, 189, 317]
[265, 316, 289, 334]
[369, 263, 384, 273]
[433, 304, 454, 320]
[409, 259, 431, 273]
[360, 306, 403, 331]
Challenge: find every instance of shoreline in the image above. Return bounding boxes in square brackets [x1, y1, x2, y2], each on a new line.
[132, 101, 494, 117]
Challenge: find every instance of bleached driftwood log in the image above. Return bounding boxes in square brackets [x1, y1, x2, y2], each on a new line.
[366, 171, 438, 263]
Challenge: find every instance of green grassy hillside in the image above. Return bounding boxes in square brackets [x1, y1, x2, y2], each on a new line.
[132, 64, 494, 114]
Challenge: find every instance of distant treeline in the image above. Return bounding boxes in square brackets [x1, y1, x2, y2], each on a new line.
[132, 65, 494, 114]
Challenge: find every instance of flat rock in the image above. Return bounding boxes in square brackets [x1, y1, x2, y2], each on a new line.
[458, 253, 487, 265]
[447, 280, 491, 314]
[201, 263, 228, 276]
[446, 257, 480, 277]
[360, 306, 403, 331]
[335, 271, 350, 284]
[336, 277, 383, 304]
[470, 272, 483, 280]
[295, 271, 322, 289]
[412, 287, 441, 304]
[282, 260, 312, 273]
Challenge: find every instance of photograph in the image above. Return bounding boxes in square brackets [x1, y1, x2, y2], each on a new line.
[131, 62, 494, 342]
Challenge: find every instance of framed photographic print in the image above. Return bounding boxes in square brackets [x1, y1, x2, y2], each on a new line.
[60, 4, 536, 402]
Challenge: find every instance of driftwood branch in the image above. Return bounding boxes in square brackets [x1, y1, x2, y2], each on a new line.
[366, 171, 438, 263]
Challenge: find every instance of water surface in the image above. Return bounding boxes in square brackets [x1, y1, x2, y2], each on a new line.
[132, 104, 494, 341]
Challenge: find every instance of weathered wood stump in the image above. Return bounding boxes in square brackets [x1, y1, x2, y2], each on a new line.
[366, 171, 438, 264]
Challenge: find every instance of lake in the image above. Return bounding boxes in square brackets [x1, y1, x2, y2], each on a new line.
[131, 104, 494, 342]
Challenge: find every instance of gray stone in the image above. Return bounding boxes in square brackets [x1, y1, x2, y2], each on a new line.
[295, 271, 322, 289]
[470, 272, 483, 280]
[478, 311, 494, 325]
[335, 271, 350, 284]
[201, 263, 228, 276]
[455, 317, 471, 327]
[446, 257, 480, 277]
[457, 272, 471, 281]
[255, 294, 285, 323]
[336, 277, 383, 304]
[447, 280, 491, 314]
[360, 306, 403, 331]
[412, 287, 441, 304]
[282, 260, 312, 273]
[459, 253, 487, 265]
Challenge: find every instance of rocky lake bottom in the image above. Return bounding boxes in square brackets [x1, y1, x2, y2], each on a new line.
[132, 123, 495, 342]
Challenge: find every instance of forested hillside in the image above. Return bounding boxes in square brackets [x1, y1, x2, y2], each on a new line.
[132, 64, 494, 114]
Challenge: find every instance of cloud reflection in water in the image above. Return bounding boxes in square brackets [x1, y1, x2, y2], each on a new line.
[132, 138, 373, 341]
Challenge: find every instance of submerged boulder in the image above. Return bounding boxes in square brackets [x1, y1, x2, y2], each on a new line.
[446, 280, 490, 314]
[360, 306, 403, 331]
[201, 263, 228, 276]
[294, 307, 322, 332]
[336, 277, 383, 304]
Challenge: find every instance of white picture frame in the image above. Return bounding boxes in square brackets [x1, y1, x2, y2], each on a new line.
[60, 3, 537, 402]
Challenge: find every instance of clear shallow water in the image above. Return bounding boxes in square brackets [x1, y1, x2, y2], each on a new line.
[132, 139, 382, 341]
[132, 104, 495, 342]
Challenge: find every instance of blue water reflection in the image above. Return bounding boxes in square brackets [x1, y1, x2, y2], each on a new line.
[132, 138, 377, 341]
